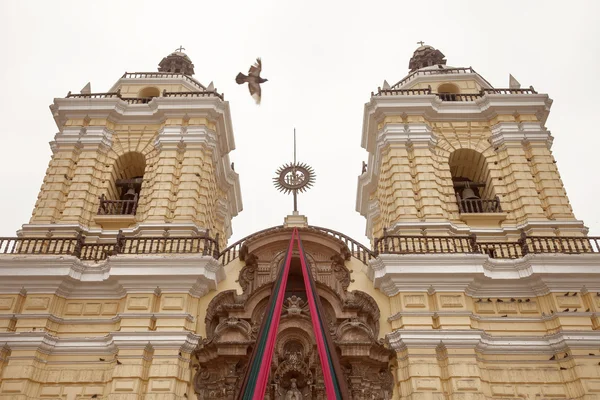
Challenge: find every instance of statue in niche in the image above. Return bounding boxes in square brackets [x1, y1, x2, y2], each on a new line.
[285, 379, 302, 400]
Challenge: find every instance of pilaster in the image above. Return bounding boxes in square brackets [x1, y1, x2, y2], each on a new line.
[376, 122, 446, 236]
[491, 120, 579, 234]
[28, 123, 114, 233]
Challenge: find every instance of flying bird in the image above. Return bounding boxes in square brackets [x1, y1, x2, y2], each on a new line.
[236, 57, 268, 104]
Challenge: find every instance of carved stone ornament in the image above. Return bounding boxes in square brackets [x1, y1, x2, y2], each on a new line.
[193, 227, 394, 399]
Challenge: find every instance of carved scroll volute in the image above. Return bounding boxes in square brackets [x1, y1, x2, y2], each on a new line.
[331, 253, 353, 294]
[238, 253, 258, 295]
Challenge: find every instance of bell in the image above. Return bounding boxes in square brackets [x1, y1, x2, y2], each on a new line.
[461, 184, 479, 200]
[124, 187, 136, 200]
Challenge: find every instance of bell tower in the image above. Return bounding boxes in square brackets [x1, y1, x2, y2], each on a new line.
[357, 44, 584, 241]
[24, 49, 241, 245]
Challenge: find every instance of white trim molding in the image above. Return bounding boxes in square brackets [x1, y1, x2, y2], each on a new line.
[369, 253, 600, 296]
[0, 331, 201, 355]
[386, 329, 600, 354]
[0, 254, 224, 298]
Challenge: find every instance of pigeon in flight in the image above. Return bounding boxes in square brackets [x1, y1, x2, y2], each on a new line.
[235, 58, 268, 104]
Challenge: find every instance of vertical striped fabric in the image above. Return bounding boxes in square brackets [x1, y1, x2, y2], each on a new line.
[236, 228, 348, 399]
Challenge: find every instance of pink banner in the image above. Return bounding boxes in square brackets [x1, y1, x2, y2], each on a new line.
[253, 228, 297, 399]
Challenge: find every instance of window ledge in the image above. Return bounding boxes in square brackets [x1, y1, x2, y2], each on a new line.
[459, 212, 507, 228]
[94, 214, 136, 229]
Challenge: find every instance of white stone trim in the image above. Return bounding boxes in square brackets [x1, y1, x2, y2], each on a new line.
[361, 93, 552, 154]
[490, 121, 554, 149]
[51, 97, 235, 154]
[369, 253, 600, 296]
[0, 254, 223, 298]
[51, 126, 114, 153]
[0, 312, 195, 326]
[386, 329, 600, 354]
[0, 331, 201, 355]
[386, 219, 588, 238]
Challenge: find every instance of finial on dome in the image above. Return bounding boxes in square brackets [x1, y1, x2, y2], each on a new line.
[158, 47, 195, 75]
[408, 43, 447, 72]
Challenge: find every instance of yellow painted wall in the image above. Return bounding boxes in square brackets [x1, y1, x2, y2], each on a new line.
[5, 274, 600, 398]
[371, 112, 578, 240]
[29, 117, 229, 244]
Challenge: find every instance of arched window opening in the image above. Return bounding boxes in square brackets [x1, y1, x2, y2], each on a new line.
[437, 83, 460, 101]
[449, 149, 502, 213]
[138, 87, 160, 99]
[98, 152, 146, 216]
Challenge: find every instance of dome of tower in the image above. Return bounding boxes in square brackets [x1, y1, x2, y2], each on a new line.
[408, 44, 447, 72]
[158, 48, 195, 75]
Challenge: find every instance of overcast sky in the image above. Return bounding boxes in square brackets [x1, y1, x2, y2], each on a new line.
[0, 0, 599, 246]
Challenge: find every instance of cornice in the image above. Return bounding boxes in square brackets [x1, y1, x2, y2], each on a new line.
[490, 121, 554, 149]
[154, 125, 218, 151]
[51, 126, 114, 154]
[0, 312, 195, 326]
[51, 97, 233, 150]
[0, 331, 201, 354]
[386, 329, 600, 354]
[387, 329, 484, 350]
[0, 254, 223, 298]
[361, 93, 552, 154]
[386, 219, 587, 238]
[369, 253, 600, 296]
[377, 123, 437, 151]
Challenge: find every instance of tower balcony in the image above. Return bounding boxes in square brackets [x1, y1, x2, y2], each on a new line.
[97, 194, 139, 216]
[456, 196, 502, 214]
[65, 86, 224, 103]
[0, 231, 220, 262]
[372, 86, 538, 99]
[94, 174, 141, 229]
[374, 230, 600, 259]
[455, 194, 507, 227]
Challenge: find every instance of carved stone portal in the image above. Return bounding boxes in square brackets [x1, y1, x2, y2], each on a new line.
[193, 227, 394, 399]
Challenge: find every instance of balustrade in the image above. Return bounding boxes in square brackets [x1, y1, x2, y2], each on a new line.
[0, 231, 219, 262]
[2, 228, 598, 264]
[456, 196, 503, 213]
[97, 194, 138, 216]
[375, 230, 600, 258]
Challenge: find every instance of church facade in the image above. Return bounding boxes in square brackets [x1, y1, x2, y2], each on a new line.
[1, 46, 600, 399]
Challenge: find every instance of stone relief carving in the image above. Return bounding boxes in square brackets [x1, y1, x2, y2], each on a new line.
[237, 253, 258, 293]
[193, 228, 394, 399]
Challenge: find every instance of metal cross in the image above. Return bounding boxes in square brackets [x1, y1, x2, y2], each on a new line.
[417, 41, 425, 46]
[176, 46, 186, 52]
